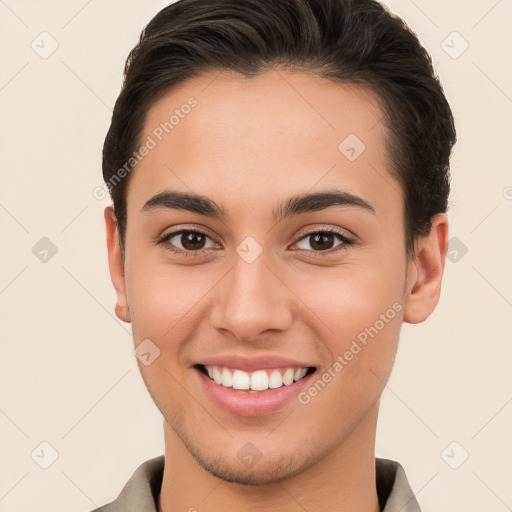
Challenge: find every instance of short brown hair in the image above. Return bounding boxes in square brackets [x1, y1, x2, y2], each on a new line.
[102, 0, 456, 258]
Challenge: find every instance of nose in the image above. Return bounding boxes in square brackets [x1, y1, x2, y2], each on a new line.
[209, 251, 293, 342]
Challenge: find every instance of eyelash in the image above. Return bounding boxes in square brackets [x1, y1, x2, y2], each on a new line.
[157, 227, 355, 258]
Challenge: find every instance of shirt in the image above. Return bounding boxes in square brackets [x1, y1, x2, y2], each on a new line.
[90, 455, 421, 512]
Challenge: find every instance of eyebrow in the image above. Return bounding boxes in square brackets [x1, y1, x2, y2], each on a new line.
[141, 189, 376, 222]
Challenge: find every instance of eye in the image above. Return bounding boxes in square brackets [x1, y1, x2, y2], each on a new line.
[157, 226, 355, 258]
[292, 228, 354, 254]
[158, 228, 218, 256]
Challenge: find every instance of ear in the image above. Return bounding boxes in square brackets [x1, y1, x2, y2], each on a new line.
[403, 213, 449, 324]
[104, 206, 131, 323]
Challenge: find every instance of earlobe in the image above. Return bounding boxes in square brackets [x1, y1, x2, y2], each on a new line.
[403, 213, 449, 324]
[104, 206, 131, 323]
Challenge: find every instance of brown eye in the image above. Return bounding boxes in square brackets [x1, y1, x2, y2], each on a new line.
[179, 231, 207, 250]
[308, 232, 336, 250]
[293, 229, 354, 254]
[159, 229, 218, 255]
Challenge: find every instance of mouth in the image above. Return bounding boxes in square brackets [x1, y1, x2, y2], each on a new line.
[192, 354, 319, 416]
[195, 364, 317, 393]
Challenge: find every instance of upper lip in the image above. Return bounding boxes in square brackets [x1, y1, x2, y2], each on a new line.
[195, 354, 316, 372]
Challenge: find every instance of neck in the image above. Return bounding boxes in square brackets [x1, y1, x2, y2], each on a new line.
[158, 403, 381, 512]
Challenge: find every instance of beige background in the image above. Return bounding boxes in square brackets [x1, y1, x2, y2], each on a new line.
[0, 0, 511, 510]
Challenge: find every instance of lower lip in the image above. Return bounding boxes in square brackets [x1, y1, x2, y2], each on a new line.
[196, 367, 315, 417]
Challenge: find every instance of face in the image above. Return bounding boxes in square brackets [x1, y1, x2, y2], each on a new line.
[105, 69, 444, 485]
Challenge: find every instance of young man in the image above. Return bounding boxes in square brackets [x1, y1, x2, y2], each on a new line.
[94, 0, 456, 510]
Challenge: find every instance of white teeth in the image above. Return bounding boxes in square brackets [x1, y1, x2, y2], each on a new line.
[221, 367, 233, 387]
[232, 369, 250, 390]
[283, 368, 294, 385]
[250, 370, 269, 391]
[294, 368, 307, 381]
[203, 365, 311, 391]
[212, 366, 222, 385]
[268, 370, 283, 389]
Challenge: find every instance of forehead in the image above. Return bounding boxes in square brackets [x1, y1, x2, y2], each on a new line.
[127, 69, 402, 220]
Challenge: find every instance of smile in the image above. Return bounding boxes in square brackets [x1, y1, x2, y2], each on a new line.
[194, 355, 318, 416]
[199, 364, 315, 392]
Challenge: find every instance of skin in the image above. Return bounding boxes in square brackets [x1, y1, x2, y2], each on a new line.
[104, 69, 448, 512]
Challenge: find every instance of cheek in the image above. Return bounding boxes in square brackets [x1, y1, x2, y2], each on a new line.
[296, 267, 404, 427]
[297, 260, 403, 337]
[126, 266, 176, 334]
[290, 253, 405, 388]
[126, 256, 191, 323]
[124, 262, 198, 418]
[124, 258, 223, 358]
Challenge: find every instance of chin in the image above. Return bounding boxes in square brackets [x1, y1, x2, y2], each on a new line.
[161, 407, 323, 485]
[191, 447, 316, 485]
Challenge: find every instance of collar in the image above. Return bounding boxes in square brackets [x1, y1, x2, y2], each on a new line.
[94, 455, 421, 512]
